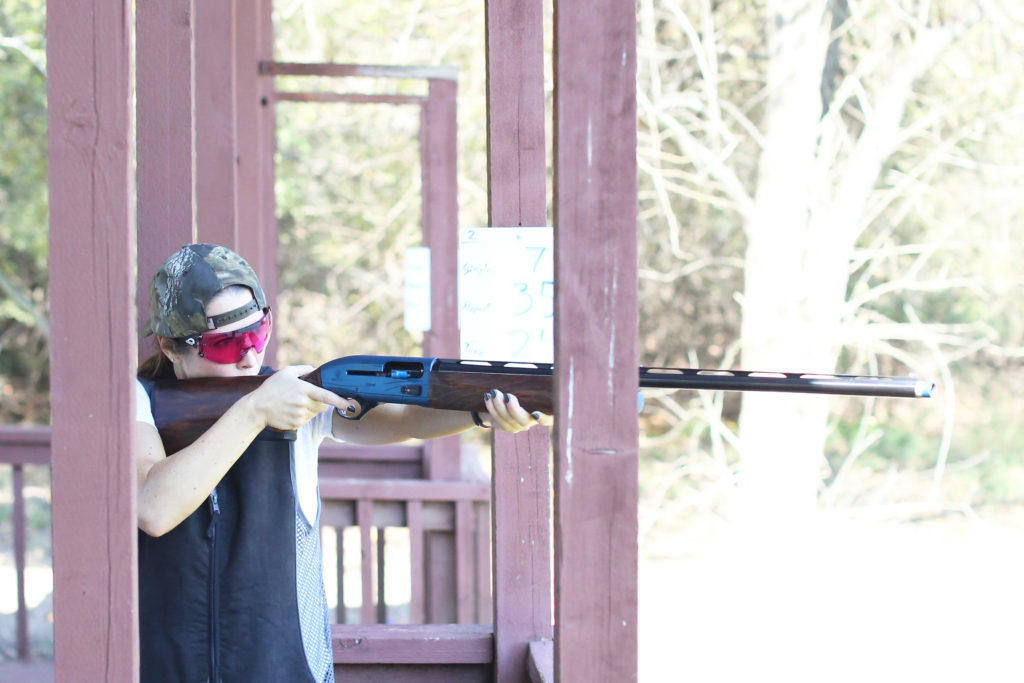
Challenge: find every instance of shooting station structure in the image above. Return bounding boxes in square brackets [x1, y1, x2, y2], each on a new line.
[0, 1, 637, 680]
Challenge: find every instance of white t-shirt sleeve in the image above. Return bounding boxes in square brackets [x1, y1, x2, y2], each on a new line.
[294, 408, 342, 525]
[135, 379, 156, 426]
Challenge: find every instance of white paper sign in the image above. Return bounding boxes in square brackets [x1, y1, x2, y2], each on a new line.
[459, 227, 553, 362]
[404, 247, 431, 332]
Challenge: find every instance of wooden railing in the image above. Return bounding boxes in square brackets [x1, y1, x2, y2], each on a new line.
[0, 426, 49, 664]
[318, 475, 492, 625]
[0, 427, 496, 680]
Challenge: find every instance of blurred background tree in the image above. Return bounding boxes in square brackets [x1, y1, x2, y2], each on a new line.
[0, 0, 47, 425]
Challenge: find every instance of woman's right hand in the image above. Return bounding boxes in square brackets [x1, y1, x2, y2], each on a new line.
[248, 365, 359, 431]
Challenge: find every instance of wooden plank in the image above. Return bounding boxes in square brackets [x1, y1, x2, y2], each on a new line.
[336, 526, 347, 624]
[0, 662, 54, 683]
[490, 429, 553, 678]
[407, 501, 425, 624]
[484, 1, 554, 680]
[12, 465, 28, 659]
[319, 478, 489, 503]
[485, 0, 548, 225]
[455, 501, 475, 623]
[319, 443, 424, 464]
[136, 0, 195, 345]
[0, 426, 51, 466]
[527, 639, 554, 683]
[331, 624, 493, 664]
[260, 61, 458, 81]
[257, 0, 279, 364]
[331, 664, 491, 682]
[319, 443, 424, 480]
[194, 0, 238, 248]
[233, 0, 263, 272]
[552, 0, 639, 680]
[425, 531, 456, 623]
[275, 92, 427, 106]
[357, 499, 375, 624]
[376, 527, 388, 623]
[46, 0, 139, 677]
[474, 502, 492, 624]
[421, 78, 462, 482]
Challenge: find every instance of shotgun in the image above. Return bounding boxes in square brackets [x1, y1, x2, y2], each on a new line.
[148, 355, 933, 453]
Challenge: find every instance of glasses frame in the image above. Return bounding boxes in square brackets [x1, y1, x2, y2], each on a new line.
[183, 308, 273, 364]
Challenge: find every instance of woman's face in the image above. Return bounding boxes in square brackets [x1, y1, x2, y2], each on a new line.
[161, 287, 269, 380]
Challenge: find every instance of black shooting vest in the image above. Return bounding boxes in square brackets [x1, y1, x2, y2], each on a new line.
[138, 375, 316, 683]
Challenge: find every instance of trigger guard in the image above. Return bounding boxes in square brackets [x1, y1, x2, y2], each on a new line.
[336, 400, 379, 421]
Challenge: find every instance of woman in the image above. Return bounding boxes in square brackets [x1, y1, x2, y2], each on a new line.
[135, 243, 547, 682]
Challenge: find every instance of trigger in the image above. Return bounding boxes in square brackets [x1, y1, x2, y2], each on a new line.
[336, 400, 379, 421]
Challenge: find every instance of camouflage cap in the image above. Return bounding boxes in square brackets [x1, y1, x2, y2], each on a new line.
[142, 244, 267, 338]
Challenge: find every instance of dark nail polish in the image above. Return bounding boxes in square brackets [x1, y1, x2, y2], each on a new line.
[347, 405, 357, 413]
[531, 411, 542, 420]
[484, 391, 491, 401]
[503, 393, 510, 404]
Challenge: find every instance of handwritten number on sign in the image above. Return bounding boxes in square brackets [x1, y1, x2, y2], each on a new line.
[513, 282, 533, 316]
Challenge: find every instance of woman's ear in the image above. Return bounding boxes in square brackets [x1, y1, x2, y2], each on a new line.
[157, 336, 180, 364]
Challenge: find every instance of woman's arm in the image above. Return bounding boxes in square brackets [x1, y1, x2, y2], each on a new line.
[331, 389, 552, 446]
[137, 366, 356, 537]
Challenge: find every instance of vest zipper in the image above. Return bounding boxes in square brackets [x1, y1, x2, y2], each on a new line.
[207, 490, 220, 683]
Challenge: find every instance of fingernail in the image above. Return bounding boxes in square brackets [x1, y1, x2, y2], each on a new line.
[503, 393, 510, 404]
[484, 391, 491, 402]
[347, 405, 356, 413]
[531, 411, 541, 420]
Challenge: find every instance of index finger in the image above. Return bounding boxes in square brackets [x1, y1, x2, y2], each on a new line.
[308, 386, 360, 413]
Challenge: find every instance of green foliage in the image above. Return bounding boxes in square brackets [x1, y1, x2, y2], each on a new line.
[0, 0, 48, 424]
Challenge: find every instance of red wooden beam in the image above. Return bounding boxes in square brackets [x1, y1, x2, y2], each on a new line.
[0, 426, 50, 466]
[421, 78, 461, 482]
[256, 0, 280, 365]
[274, 92, 427, 106]
[234, 0, 264, 274]
[136, 0, 195, 346]
[47, 0, 139, 677]
[260, 61, 458, 81]
[485, 1, 554, 680]
[319, 479, 489, 503]
[552, 0, 639, 679]
[331, 624, 493, 664]
[195, 0, 239, 248]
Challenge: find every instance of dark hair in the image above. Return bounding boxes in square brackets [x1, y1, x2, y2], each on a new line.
[137, 337, 191, 381]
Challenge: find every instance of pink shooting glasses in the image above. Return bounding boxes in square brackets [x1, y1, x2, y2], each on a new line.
[184, 310, 272, 364]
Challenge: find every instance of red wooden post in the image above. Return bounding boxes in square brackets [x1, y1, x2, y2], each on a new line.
[12, 465, 28, 659]
[407, 500, 426, 623]
[234, 0, 263, 267]
[485, 0, 554, 679]
[553, 0, 639, 679]
[47, 0, 139, 678]
[136, 0, 196, 351]
[195, 0, 239, 248]
[257, 0, 280, 364]
[421, 78, 461, 482]
[358, 499, 375, 624]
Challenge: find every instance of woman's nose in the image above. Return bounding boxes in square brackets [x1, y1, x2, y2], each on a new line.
[237, 346, 258, 368]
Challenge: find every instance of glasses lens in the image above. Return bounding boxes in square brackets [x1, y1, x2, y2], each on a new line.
[197, 312, 272, 364]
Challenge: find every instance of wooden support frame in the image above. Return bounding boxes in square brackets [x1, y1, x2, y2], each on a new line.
[484, 1, 554, 681]
[553, 0, 639, 679]
[261, 61, 462, 482]
[47, 0, 139, 679]
[136, 0, 196, 340]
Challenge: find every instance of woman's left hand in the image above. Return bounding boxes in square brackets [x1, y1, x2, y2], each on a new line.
[483, 389, 554, 432]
